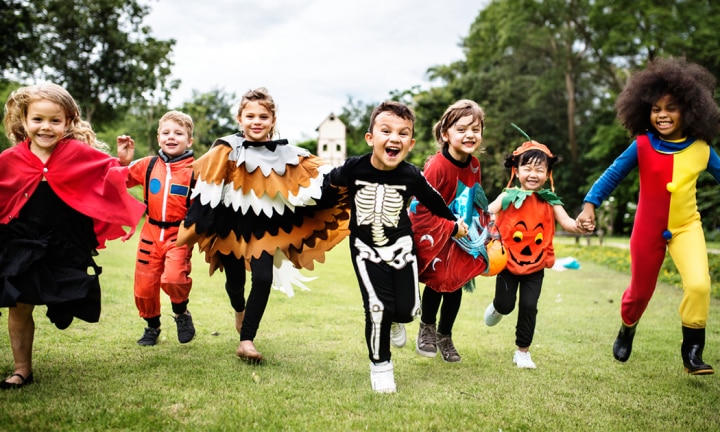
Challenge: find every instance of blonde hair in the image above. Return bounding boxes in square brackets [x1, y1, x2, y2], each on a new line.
[433, 99, 485, 149]
[158, 110, 194, 137]
[3, 83, 101, 149]
[237, 87, 277, 139]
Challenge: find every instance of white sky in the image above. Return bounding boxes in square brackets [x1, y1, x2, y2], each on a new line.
[142, 0, 484, 143]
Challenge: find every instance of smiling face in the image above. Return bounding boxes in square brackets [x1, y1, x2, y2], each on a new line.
[651, 94, 683, 140]
[365, 111, 416, 171]
[238, 100, 275, 142]
[157, 119, 193, 157]
[516, 157, 549, 192]
[442, 114, 483, 162]
[24, 99, 68, 161]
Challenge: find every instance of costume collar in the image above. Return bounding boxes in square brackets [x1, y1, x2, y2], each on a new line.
[501, 187, 564, 211]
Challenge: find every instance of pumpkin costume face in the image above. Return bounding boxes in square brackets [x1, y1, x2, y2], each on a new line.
[495, 189, 557, 275]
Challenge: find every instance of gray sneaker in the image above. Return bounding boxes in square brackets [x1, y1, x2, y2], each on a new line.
[174, 311, 196, 344]
[416, 322, 437, 358]
[437, 333, 461, 363]
[137, 327, 161, 346]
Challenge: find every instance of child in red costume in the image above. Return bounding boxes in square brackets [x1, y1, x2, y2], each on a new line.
[119, 111, 196, 346]
[0, 83, 145, 389]
[577, 58, 720, 374]
[409, 99, 491, 363]
[485, 138, 583, 369]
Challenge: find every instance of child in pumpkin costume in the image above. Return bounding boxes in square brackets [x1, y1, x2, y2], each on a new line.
[485, 139, 584, 368]
[577, 58, 720, 374]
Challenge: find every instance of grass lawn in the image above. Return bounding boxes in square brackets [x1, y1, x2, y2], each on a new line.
[1, 236, 719, 431]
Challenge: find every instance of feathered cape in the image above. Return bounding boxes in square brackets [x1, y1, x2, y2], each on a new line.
[178, 134, 350, 294]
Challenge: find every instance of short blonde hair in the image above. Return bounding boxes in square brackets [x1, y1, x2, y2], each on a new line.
[158, 110, 194, 137]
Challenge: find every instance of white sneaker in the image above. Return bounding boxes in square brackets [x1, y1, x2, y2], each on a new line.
[370, 361, 396, 393]
[513, 350, 536, 369]
[484, 303, 503, 326]
[390, 323, 406, 348]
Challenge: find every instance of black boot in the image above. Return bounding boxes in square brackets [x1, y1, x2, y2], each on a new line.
[613, 322, 637, 362]
[681, 326, 714, 375]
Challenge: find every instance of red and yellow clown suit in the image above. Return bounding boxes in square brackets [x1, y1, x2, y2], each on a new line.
[126, 151, 195, 319]
[585, 133, 720, 329]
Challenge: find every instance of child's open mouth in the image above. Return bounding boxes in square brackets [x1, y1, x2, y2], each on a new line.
[386, 147, 400, 157]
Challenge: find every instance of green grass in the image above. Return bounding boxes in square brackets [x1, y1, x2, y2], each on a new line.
[1, 236, 719, 431]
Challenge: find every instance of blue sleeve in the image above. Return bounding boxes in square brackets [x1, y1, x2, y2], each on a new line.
[584, 142, 638, 206]
[708, 146, 720, 183]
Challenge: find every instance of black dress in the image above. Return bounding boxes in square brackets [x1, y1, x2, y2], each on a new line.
[0, 181, 102, 329]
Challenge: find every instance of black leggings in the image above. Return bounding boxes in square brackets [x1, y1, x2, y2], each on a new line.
[219, 252, 273, 342]
[350, 237, 420, 363]
[493, 268, 544, 349]
[420, 287, 462, 336]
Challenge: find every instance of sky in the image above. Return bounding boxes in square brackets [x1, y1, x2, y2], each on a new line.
[142, 0, 484, 143]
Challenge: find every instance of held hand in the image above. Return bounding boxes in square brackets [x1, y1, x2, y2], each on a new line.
[576, 205, 596, 233]
[116, 135, 135, 166]
[454, 220, 469, 239]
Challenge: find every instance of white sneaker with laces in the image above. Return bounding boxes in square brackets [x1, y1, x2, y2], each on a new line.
[484, 303, 503, 326]
[513, 350, 537, 369]
[390, 323, 406, 348]
[370, 361, 396, 393]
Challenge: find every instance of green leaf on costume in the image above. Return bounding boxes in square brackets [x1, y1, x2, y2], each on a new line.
[501, 187, 564, 209]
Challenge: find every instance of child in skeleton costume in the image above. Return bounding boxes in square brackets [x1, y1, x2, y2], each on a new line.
[325, 101, 468, 393]
[485, 137, 583, 369]
[178, 88, 349, 363]
[408, 100, 493, 363]
[577, 58, 720, 375]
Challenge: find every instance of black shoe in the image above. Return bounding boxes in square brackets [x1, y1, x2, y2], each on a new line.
[0, 372, 34, 390]
[613, 322, 637, 362]
[681, 326, 714, 375]
[175, 312, 195, 344]
[137, 327, 161, 346]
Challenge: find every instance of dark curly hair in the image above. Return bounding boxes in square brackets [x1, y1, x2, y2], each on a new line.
[615, 57, 720, 142]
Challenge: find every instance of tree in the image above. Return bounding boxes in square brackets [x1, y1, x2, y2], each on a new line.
[0, 0, 38, 75]
[337, 96, 377, 158]
[4, 0, 176, 126]
[179, 88, 238, 156]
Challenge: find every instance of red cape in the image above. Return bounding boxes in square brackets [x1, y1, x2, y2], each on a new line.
[0, 139, 146, 248]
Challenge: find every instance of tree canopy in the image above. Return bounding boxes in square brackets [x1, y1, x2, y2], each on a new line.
[1, 0, 175, 127]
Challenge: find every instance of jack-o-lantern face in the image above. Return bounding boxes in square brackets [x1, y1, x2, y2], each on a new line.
[495, 193, 555, 274]
[508, 221, 547, 267]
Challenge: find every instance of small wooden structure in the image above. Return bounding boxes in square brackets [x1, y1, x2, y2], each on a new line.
[316, 113, 346, 167]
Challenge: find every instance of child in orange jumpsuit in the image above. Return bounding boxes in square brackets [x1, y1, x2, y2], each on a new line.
[119, 111, 196, 346]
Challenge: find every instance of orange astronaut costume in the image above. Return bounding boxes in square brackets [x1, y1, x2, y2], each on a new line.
[127, 151, 194, 323]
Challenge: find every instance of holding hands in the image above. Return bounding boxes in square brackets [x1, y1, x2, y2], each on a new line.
[454, 219, 469, 239]
[576, 202, 596, 233]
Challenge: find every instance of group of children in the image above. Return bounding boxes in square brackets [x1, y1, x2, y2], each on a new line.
[1, 56, 718, 392]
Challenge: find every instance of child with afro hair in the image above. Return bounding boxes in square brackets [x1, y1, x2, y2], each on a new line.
[577, 57, 720, 375]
